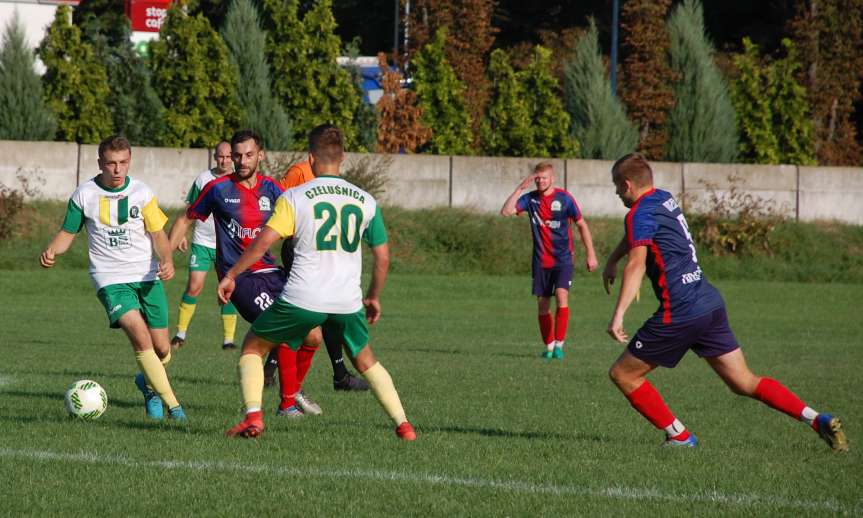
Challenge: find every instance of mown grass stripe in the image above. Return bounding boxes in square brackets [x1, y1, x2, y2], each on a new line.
[0, 447, 855, 513]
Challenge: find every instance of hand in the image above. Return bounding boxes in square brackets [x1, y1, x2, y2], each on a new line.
[602, 261, 617, 294]
[607, 314, 628, 343]
[586, 254, 599, 273]
[40, 248, 55, 268]
[363, 297, 381, 324]
[178, 237, 189, 253]
[218, 276, 235, 305]
[158, 260, 174, 281]
[519, 173, 537, 190]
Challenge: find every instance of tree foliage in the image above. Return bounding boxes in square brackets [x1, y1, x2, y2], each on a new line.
[412, 28, 473, 155]
[343, 40, 378, 153]
[770, 39, 816, 165]
[263, 0, 360, 150]
[0, 14, 56, 140]
[620, 0, 676, 160]
[149, 6, 241, 148]
[222, 0, 292, 151]
[665, 0, 738, 163]
[564, 20, 638, 160]
[480, 49, 534, 157]
[375, 54, 430, 153]
[519, 46, 578, 158]
[787, 0, 863, 165]
[406, 0, 497, 148]
[37, 6, 111, 144]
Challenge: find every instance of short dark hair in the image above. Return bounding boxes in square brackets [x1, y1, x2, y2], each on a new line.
[230, 129, 263, 150]
[611, 152, 653, 188]
[98, 135, 131, 160]
[308, 124, 344, 164]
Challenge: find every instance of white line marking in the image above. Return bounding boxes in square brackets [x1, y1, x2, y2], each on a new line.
[0, 447, 856, 513]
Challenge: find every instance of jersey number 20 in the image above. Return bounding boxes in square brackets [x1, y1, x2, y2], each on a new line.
[314, 202, 364, 252]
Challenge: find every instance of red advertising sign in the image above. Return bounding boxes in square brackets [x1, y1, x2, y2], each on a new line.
[125, 0, 172, 33]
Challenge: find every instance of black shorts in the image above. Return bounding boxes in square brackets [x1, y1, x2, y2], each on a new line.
[231, 269, 287, 324]
[531, 264, 573, 297]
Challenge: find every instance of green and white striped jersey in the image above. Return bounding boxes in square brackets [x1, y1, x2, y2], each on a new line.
[184, 169, 219, 249]
[62, 176, 168, 289]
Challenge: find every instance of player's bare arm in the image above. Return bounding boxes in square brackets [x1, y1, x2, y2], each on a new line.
[217, 226, 283, 303]
[574, 218, 599, 272]
[39, 230, 76, 268]
[167, 213, 193, 251]
[364, 243, 390, 325]
[602, 236, 630, 294]
[607, 245, 647, 343]
[150, 229, 175, 281]
[500, 174, 537, 216]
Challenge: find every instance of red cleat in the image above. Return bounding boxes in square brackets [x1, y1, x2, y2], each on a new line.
[395, 421, 417, 441]
[226, 412, 264, 439]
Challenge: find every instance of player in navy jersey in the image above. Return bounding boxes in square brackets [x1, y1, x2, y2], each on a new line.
[168, 130, 322, 418]
[602, 153, 847, 450]
[501, 162, 598, 360]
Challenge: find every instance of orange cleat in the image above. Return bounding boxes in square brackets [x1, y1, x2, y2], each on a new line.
[226, 412, 264, 439]
[396, 421, 417, 441]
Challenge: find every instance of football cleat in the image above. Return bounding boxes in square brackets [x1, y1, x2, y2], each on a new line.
[168, 405, 188, 422]
[294, 390, 322, 415]
[170, 335, 185, 350]
[333, 372, 370, 391]
[663, 433, 698, 448]
[396, 421, 417, 441]
[222, 342, 236, 351]
[815, 413, 849, 452]
[134, 373, 164, 420]
[552, 347, 564, 360]
[275, 405, 304, 418]
[541, 350, 553, 360]
[226, 415, 264, 438]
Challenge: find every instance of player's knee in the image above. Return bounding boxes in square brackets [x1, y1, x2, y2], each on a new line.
[186, 283, 204, 297]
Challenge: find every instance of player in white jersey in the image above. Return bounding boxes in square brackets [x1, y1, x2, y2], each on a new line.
[171, 141, 239, 350]
[218, 124, 415, 440]
[40, 135, 187, 421]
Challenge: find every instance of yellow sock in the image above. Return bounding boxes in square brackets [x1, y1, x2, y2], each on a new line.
[238, 354, 264, 412]
[135, 349, 179, 409]
[362, 362, 407, 425]
[160, 348, 172, 366]
[222, 314, 237, 344]
[177, 301, 197, 333]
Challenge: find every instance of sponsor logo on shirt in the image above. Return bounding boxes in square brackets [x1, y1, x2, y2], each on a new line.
[663, 198, 679, 212]
[551, 200, 562, 212]
[681, 266, 703, 285]
[228, 218, 261, 239]
[224, 198, 240, 204]
[258, 197, 271, 211]
[106, 228, 131, 250]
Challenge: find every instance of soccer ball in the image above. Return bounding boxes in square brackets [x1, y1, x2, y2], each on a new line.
[64, 380, 108, 420]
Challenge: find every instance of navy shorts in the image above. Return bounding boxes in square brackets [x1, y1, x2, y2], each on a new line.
[532, 264, 573, 297]
[627, 306, 739, 368]
[231, 269, 287, 324]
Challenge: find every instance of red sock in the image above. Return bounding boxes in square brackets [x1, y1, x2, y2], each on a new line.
[276, 345, 297, 410]
[538, 313, 554, 345]
[295, 345, 319, 386]
[754, 377, 806, 420]
[626, 380, 677, 431]
[554, 307, 569, 342]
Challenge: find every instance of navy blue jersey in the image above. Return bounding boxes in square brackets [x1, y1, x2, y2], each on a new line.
[625, 189, 723, 324]
[187, 174, 283, 278]
[516, 188, 583, 269]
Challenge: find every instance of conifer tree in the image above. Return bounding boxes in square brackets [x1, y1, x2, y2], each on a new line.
[149, 5, 241, 148]
[665, 0, 738, 163]
[481, 49, 534, 157]
[0, 14, 56, 140]
[376, 54, 430, 153]
[412, 28, 473, 155]
[564, 20, 638, 160]
[730, 38, 780, 164]
[222, 0, 292, 151]
[519, 46, 578, 158]
[37, 6, 111, 144]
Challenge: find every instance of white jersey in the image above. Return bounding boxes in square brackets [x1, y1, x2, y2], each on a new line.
[62, 176, 168, 290]
[184, 169, 219, 249]
[266, 175, 388, 313]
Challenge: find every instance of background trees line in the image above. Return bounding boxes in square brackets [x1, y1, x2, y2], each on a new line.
[0, 0, 860, 166]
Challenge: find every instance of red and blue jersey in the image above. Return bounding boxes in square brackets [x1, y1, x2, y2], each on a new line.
[626, 188, 723, 324]
[516, 188, 583, 269]
[187, 174, 283, 278]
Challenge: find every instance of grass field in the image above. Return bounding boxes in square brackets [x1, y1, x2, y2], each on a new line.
[0, 266, 860, 516]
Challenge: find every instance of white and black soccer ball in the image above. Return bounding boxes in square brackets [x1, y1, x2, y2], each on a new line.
[64, 380, 108, 420]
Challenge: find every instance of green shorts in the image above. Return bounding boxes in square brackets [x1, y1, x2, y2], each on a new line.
[188, 243, 216, 272]
[251, 299, 369, 357]
[96, 281, 169, 329]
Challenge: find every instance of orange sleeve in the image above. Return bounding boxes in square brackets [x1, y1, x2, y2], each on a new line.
[279, 161, 314, 189]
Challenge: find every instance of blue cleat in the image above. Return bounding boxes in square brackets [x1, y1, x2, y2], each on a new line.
[541, 350, 553, 360]
[552, 347, 564, 360]
[135, 373, 164, 420]
[168, 405, 188, 422]
[276, 405, 304, 418]
[815, 413, 849, 452]
[663, 433, 698, 448]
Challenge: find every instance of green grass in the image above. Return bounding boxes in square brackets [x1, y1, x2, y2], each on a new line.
[1, 268, 860, 516]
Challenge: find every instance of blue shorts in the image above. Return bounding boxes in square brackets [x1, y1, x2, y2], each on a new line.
[532, 264, 573, 297]
[628, 306, 739, 368]
[230, 269, 287, 324]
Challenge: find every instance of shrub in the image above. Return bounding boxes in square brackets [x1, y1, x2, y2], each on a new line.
[342, 154, 392, 199]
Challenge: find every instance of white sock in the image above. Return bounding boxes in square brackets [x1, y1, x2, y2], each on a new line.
[546, 342, 554, 352]
[175, 330, 186, 339]
[801, 406, 817, 426]
[246, 406, 261, 414]
[554, 340, 564, 350]
[664, 418, 687, 438]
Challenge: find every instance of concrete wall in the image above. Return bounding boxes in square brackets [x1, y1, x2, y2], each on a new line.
[1, 139, 861, 224]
